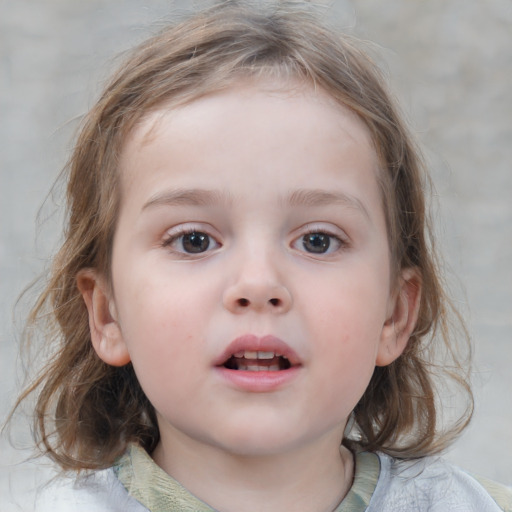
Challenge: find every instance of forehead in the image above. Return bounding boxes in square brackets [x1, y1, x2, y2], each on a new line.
[124, 79, 375, 162]
[117, 79, 382, 223]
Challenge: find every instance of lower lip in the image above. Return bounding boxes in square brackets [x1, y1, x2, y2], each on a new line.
[214, 366, 301, 392]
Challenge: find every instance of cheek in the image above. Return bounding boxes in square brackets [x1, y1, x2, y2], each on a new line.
[113, 273, 212, 383]
[309, 267, 389, 343]
[303, 264, 389, 394]
[115, 263, 210, 332]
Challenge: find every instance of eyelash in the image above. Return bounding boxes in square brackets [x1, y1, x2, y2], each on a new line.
[162, 227, 221, 257]
[161, 226, 348, 257]
[293, 228, 347, 256]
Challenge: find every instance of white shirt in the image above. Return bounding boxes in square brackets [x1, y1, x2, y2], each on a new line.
[28, 448, 512, 512]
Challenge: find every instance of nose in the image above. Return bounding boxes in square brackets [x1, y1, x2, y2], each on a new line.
[222, 252, 292, 314]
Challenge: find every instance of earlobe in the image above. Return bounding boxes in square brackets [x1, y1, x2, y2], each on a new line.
[77, 269, 131, 367]
[376, 267, 421, 367]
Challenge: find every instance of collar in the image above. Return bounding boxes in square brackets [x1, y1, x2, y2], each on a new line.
[115, 444, 380, 511]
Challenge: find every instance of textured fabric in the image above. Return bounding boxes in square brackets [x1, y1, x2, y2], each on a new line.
[34, 444, 512, 511]
[115, 444, 216, 511]
[368, 453, 512, 512]
[473, 474, 512, 512]
[115, 444, 511, 512]
[338, 451, 380, 510]
[115, 444, 379, 512]
[34, 467, 148, 512]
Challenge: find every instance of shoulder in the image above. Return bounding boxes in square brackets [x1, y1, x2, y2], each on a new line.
[368, 453, 512, 512]
[34, 467, 148, 512]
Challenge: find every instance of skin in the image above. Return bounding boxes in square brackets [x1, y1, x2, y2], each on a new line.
[78, 79, 420, 512]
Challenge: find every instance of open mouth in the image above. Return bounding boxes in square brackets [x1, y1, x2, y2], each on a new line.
[222, 350, 292, 372]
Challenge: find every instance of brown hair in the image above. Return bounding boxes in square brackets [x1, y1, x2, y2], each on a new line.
[16, 1, 472, 470]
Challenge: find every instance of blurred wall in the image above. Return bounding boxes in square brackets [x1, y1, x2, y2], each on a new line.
[1, 1, 511, 509]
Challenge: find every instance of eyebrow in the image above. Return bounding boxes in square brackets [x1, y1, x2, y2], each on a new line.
[142, 187, 369, 219]
[142, 188, 233, 211]
[286, 188, 370, 219]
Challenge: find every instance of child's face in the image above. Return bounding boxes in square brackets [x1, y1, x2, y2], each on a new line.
[85, 80, 416, 460]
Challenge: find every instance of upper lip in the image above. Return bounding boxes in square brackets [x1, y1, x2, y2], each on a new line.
[214, 334, 302, 367]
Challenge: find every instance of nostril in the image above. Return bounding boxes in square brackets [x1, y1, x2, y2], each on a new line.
[237, 298, 250, 307]
[269, 298, 280, 306]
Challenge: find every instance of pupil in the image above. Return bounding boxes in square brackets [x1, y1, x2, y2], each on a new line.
[303, 233, 330, 253]
[182, 232, 209, 253]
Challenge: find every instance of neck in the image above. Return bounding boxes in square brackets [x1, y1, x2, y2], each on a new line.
[152, 429, 354, 512]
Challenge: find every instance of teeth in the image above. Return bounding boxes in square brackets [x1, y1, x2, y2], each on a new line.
[256, 351, 275, 359]
[227, 350, 290, 370]
[233, 350, 277, 359]
[237, 363, 281, 372]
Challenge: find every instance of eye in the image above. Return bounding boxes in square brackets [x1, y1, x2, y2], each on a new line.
[293, 230, 344, 255]
[303, 232, 333, 253]
[181, 232, 212, 253]
[163, 230, 220, 255]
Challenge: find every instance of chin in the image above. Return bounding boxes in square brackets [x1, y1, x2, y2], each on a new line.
[217, 437, 298, 458]
[216, 425, 333, 460]
[208, 420, 301, 458]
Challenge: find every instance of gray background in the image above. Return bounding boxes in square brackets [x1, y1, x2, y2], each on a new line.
[1, 1, 511, 509]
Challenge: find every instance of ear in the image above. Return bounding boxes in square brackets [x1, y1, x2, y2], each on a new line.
[76, 269, 131, 367]
[376, 267, 421, 367]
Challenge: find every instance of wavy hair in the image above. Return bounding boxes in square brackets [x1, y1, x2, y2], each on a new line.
[15, 1, 472, 470]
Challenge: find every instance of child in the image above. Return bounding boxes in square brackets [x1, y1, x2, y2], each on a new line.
[16, 2, 512, 511]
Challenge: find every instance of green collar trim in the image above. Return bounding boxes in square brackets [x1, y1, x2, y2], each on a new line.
[115, 445, 213, 511]
[471, 474, 512, 512]
[115, 444, 380, 512]
[335, 451, 380, 511]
